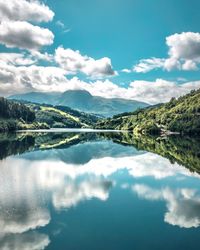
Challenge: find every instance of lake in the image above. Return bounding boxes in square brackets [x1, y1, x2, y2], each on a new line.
[0, 130, 200, 250]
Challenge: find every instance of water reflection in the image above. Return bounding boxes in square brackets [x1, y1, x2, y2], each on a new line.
[133, 184, 200, 228]
[0, 133, 34, 160]
[0, 232, 50, 250]
[0, 131, 200, 249]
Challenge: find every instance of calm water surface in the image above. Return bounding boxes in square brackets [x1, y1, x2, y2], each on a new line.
[0, 130, 200, 250]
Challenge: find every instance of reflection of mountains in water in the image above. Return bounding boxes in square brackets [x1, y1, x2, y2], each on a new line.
[0, 132, 142, 163]
[0, 131, 200, 173]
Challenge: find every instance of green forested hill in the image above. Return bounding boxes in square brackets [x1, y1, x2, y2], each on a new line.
[0, 97, 99, 132]
[0, 97, 49, 132]
[27, 102, 99, 128]
[95, 89, 200, 135]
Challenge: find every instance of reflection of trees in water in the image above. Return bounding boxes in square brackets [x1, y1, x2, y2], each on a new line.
[104, 132, 200, 174]
[1, 131, 200, 174]
[0, 132, 103, 160]
[0, 133, 35, 160]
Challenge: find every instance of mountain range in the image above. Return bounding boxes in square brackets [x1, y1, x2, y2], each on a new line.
[9, 90, 149, 117]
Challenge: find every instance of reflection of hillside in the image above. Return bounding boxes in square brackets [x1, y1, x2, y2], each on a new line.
[105, 132, 200, 173]
[1, 132, 200, 174]
[0, 132, 93, 160]
[0, 133, 35, 160]
[0, 132, 142, 163]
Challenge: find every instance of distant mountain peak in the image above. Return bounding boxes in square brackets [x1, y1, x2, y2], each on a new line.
[9, 90, 149, 117]
[62, 89, 93, 97]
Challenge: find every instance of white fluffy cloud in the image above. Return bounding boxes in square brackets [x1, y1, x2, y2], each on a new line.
[0, 53, 35, 66]
[0, 21, 54, 50]
[167, 32, 200, 61]
[60, 78, 200, 104]
[127, 79, 200, 104]
[1, 57, 200, 104]
[55, 47, 116, 78]
[133, 32, 200, 72]
[0, 0, 54, 50]
[133, 58, 165, 73]
[133, 184, 200, 228]
[0, 0, 54, 23]
[0, 63, 68, 96]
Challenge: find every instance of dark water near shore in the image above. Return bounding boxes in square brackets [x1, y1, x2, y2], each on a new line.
[0, 130, 200, 250]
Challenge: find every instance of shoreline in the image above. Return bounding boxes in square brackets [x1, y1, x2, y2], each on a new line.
[16, 128, 124, 133]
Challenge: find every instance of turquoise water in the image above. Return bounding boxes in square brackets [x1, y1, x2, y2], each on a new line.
[0, 131, 200, 249]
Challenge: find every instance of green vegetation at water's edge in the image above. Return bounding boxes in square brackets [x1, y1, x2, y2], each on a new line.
[95, 89, 200, 135]
[0, 97, 99, 132]
[0, 97, 49, 132]
[2, 88, 200, 134]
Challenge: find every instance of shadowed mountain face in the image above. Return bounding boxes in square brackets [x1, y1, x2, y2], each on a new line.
[9, 90, 149, 117]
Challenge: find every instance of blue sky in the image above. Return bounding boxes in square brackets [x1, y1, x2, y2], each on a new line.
[0, 0, 200, 103]
[46, 0, 200, 83]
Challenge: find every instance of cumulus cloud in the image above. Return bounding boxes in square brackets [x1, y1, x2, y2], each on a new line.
[59, 78, 200, 104]
[1, 56, 200, 104]
[0, 53, 200, 103]
[0, 0, 54, 51]
[55, 47, 116, 78]
[0, 21, 54, 50]
[133, 58, 165, 73]
[167, 32, 200, 61]
[127, 79, 200, 104]
[0, 0, 54, 23]
[133, 32, 200, 72]
[0, 53, 35, 66]
[0, 63, 68, 96]
[133, 184, 200, 228]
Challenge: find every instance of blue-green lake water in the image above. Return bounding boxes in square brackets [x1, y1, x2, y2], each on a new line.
[0, 130, 200, 249]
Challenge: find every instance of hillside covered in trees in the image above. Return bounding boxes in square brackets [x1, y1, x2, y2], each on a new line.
[0, 97, 49, 132]
[95, 89, 200, 135]
[0, 97, 99, 132]
[26, 102, 99, 128]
